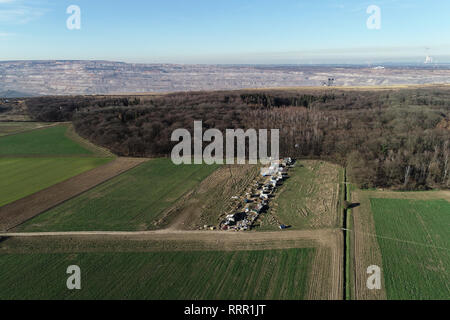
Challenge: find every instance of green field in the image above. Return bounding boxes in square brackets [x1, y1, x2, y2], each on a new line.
[0, 122, 53, 137]
[0, 123, 113, 207]
[0, 125, 92, 156]
[0, 248, 314, 300]
[17, 159, 219, 231]
[370, 198, 450, 300]
[0, 157, 112, 207]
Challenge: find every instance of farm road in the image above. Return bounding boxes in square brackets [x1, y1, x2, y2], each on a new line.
[0, 228, 335, 243]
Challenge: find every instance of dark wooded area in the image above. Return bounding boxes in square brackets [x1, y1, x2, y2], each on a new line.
[24, 87, 450, 190]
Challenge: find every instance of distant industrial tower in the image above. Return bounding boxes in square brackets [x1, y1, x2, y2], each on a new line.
[424, 55, 433, 64]
[322, 77, 335, 86]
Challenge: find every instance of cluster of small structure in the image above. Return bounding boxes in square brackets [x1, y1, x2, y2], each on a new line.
[220, 158, 295, 231]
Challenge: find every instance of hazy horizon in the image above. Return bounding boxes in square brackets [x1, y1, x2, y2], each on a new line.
[1, 58, 450, 66]
[1, 0, 450, 64]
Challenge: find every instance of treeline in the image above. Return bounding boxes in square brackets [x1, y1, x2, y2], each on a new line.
[26, 96, 140, 122]
[25, 88, 450, 190]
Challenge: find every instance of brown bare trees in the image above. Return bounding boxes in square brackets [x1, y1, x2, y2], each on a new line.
[25, 88, 450, 190]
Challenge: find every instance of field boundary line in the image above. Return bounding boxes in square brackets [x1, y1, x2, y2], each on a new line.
[342, 228, 450, 252]
[0, 122, 60, 137]
[65, 124, 115, 157]
[0, 228, 336, 238]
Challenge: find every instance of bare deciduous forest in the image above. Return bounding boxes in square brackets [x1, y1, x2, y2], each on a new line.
[25, 87, 450, 190]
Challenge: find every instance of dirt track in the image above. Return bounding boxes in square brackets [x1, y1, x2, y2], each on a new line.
[0, 157, 147, 231]
[350, 191, 387, 300]
[0, 228, 332, 241]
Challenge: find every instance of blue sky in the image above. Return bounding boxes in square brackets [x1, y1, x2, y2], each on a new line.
[1, 0, 450, 64]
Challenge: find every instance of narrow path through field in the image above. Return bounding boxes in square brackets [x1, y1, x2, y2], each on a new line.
[0, 228, 332, 240]
[0, 157, 148, 231]
[0, 122, 60, 137]
[351, 190, 387, 300]
[343, 228, 450, 252]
